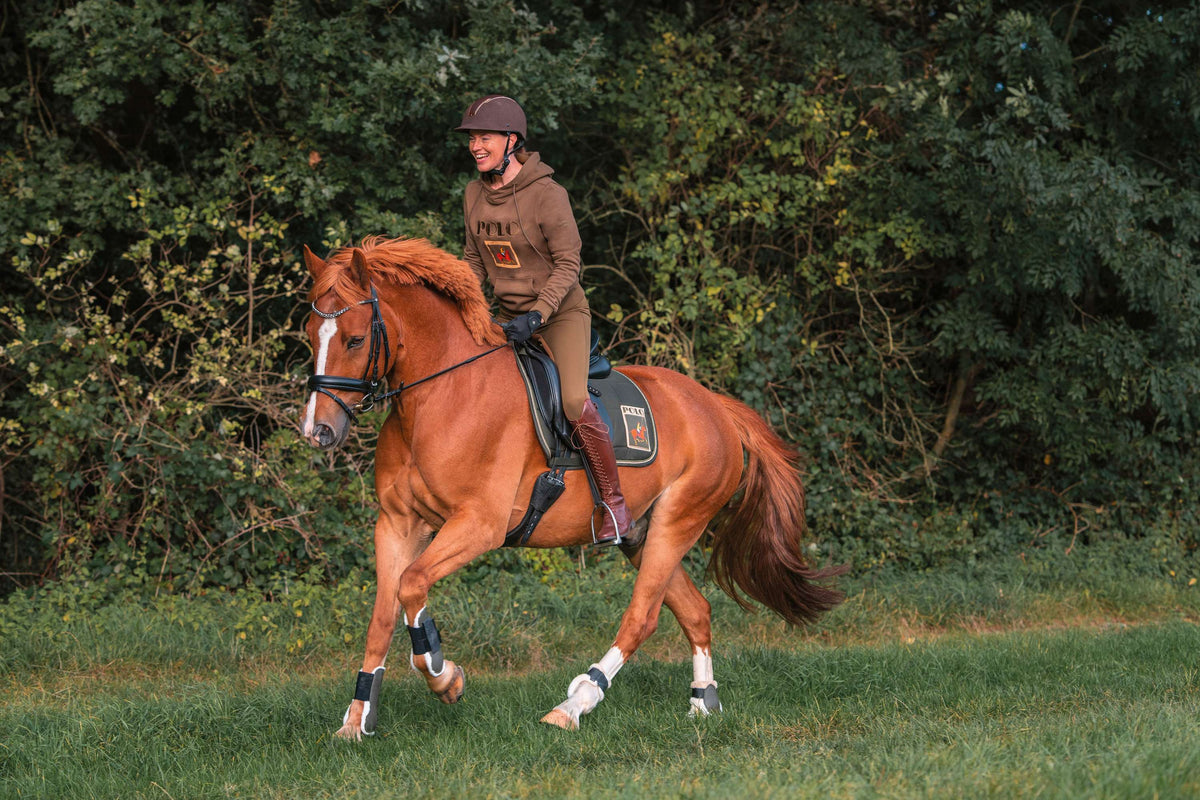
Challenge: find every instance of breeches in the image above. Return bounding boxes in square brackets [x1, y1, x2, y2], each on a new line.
[536, 303, 591, 421]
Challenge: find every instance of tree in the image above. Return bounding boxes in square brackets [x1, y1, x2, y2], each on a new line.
[0, 0, 606, 590]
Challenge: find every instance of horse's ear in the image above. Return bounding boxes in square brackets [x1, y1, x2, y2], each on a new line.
[350, 248, 370, 289]
[303, 245, 326, 280]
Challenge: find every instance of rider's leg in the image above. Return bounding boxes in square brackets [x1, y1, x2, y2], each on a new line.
[570, 399, 633, 544]
[538, 303, 632, 545]
[535, 297, 592, 423]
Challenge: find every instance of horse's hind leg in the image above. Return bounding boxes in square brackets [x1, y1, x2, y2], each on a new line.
[621, 554, 722, 716]
[541, 517, 711, 730]
[660, 565, 723, 716]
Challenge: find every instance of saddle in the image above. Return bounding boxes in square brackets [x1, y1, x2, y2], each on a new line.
[503, 331, 658, 547]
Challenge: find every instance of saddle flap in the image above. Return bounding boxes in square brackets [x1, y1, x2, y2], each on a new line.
[518, 343, 570, 447]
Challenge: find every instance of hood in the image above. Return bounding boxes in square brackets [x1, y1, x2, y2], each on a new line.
[479, 151, 554, 205]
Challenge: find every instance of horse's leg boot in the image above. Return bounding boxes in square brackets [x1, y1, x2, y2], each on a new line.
[570, 399, 633, 545]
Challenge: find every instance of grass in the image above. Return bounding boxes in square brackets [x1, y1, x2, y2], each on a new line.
[2, 549, 1198, 799]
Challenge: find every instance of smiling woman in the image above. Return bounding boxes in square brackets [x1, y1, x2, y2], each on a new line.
[467, 131, 514, 174]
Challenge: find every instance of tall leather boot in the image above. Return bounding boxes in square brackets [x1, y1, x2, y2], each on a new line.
[570, 399, 633, 545]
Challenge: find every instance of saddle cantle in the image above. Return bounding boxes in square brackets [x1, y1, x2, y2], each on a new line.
[503, 332, 658, 547]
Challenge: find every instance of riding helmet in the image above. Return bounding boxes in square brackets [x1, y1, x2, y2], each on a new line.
[455, 95, 527, 141]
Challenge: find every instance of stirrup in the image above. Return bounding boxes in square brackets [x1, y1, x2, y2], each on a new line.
[590, 502, 624, 547]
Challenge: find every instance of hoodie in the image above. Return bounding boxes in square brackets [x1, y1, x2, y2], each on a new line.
[462, 152, 584, 321]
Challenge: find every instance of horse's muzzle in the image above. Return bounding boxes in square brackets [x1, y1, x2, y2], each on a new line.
[308, 422, 342, 450]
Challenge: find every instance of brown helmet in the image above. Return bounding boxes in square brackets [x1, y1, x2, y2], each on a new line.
[455, 95, 527, 141]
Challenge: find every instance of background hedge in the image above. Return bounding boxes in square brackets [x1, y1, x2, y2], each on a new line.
[2, 0, 1197, 593]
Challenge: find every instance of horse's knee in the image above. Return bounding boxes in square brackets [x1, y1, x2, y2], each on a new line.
[397, 565, 431, 611]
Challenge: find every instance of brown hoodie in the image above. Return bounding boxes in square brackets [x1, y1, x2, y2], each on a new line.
[462, 152, 584, 321]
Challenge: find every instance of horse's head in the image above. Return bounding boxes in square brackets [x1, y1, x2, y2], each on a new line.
[300, 236, 507, 448]
[301, 245, 393, 449]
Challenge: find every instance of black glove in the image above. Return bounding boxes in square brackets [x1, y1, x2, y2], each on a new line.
[502, 310, 544, 344]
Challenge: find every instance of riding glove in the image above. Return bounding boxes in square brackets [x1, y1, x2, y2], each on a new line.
[502, 311, 544, 344]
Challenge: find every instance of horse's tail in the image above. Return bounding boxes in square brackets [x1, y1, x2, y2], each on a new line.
[708, 395, 847, 626]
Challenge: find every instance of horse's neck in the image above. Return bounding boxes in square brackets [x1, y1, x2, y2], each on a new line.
[379, 284, 528, 471]
[384, 284, 493, 390]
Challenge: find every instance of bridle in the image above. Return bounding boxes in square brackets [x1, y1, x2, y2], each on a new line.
[307, 286, 392, 422]
[306, 285, 506, 423]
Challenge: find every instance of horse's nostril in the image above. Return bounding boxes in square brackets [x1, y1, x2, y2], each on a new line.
[314, 423, 335, 448]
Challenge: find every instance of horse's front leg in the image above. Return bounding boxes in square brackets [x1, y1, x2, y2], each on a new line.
[335, 504, 427, 741]
[397, 509, 503, 705]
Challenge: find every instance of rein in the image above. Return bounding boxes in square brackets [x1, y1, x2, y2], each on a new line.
[306, 286, 506, 422]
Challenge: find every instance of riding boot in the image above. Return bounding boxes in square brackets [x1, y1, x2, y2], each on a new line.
[569, 399, 633, 545]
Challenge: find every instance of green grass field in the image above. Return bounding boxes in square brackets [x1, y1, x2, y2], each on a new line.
[2, 552, 1198, 799]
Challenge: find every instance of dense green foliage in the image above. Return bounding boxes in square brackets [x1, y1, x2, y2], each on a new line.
[2, 1, 1197, 592]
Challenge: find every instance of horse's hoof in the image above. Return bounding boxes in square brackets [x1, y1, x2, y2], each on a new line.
[432, 663, 465, 704]
[688, 684, 723, 717]
[540, 708, 579, 731]
[334, 723, 363, 742]
[687, 703, 723, 718]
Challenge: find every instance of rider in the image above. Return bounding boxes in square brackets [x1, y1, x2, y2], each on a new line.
[456, 94, 632, 546]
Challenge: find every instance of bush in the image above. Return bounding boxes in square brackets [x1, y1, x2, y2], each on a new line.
[2, 1, 1197, 594]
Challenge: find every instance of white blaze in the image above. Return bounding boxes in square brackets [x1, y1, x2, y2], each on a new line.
[303, 317, 339, 437]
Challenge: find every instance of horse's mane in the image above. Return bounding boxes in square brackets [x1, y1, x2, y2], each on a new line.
[310, 236, 505, 346]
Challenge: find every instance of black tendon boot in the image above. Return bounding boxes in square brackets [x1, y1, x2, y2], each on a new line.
[570, 399, 633, 545]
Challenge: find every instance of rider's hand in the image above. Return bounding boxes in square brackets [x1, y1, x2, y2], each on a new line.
[502, 311, 544, 344]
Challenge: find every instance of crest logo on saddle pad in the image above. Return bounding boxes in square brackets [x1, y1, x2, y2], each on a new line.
[484, 240, 521, 269]
[621, 405, 651, 453]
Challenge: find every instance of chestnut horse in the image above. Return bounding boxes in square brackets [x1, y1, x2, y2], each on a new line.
[300, 236, 844, 738]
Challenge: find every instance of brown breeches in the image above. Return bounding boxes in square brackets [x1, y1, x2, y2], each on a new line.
[496, 284, 592, 421]
[536, 301, 591, 421]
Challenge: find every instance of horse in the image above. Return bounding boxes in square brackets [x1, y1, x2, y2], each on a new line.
[299, 236, 845, 738]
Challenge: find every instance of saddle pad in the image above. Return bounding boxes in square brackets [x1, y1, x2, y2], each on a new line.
[515, 355, 658, 470]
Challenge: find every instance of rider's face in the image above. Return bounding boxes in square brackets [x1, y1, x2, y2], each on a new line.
[467, 131, 514, 174]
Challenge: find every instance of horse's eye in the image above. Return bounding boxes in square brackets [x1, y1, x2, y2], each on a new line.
[347, 336, 365, 350]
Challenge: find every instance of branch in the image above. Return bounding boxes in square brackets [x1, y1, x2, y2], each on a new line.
[918, 361, 980, 478]
[1063, 0, 1083, 46]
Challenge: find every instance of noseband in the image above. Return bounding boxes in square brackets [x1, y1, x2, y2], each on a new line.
[306, 285, 506, 423]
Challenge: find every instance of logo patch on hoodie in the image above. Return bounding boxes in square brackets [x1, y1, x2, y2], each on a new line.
[484, 241, 521, 269]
